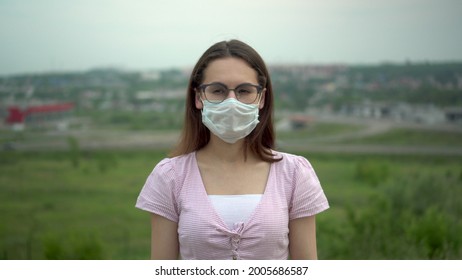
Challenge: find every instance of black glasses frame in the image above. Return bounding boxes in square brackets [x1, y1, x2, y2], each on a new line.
[197, 82, 263, 104]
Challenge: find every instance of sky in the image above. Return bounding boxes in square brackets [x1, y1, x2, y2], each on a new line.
[1, 0, 461, 75]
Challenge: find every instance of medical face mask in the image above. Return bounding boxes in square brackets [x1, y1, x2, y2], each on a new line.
[201, 98, 260, 144]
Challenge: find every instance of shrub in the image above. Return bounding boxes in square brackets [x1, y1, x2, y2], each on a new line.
[42, 232, 104, 260]
[355, 160, 389, 186]
[343, 171, 462, 259]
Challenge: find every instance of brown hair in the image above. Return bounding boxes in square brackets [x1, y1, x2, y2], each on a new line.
[169, 40, 280, 162]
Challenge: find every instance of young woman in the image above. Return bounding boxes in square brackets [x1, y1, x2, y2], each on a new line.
[136, 40, 329, 260]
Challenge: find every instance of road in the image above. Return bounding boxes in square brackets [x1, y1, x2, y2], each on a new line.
[277, 115, 462, 156]
[3, 116, 462, 156]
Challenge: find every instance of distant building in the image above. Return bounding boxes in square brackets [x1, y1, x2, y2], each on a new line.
[340, 101, 447, 124]
[289, 115, 315, 130]
[275, 114, 315, 132]
[5, 102, 74, 130]
[445, 107, 462, 123]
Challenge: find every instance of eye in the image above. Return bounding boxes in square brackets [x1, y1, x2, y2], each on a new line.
[206, 84, 227, 95]
[236, 85, 255, 95]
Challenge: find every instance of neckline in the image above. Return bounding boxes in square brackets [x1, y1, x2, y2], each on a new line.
[192, 151, 274, 231]
[208, 194, 263, 198]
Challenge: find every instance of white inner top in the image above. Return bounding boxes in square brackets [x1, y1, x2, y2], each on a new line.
[208, 194, 263, 230]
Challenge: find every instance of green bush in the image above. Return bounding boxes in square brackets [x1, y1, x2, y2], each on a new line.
[355, 160, 390, 186]
[341, 170, 462, 259]
[43, 233, 103, 260]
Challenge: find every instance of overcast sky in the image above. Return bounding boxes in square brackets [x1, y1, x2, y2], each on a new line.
[1, 0, 461, 75]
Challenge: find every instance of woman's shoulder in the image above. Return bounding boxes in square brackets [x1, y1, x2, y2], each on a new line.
[272, 150, 311, 167]
[152, 152, 196, 176]
[271, 150, 317, 182]
[156, 152, 195, 165]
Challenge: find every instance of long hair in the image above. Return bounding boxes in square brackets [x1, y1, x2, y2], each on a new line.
[169, 40, 280, 162]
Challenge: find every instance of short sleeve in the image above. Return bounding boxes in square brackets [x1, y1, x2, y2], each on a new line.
[289, 156, 329, 220]
[135, 158, 179, 223]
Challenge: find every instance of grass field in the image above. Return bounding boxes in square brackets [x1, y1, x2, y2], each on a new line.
[1, 119, 462, 259]
[1, 147, 461, 259]
[0, 150, 166, 259]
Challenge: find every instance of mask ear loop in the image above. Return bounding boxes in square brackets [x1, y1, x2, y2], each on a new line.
[195, 88, 205, 112]
[256, 90, 264, 108]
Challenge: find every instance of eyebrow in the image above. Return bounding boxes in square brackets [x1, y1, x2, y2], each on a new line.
[203, 82, 259, 87]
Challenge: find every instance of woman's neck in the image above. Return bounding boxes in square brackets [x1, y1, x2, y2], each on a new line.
[200, 135, 254, 164]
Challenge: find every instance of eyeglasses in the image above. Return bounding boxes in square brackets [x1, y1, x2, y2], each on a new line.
[197, 82, 263, 104]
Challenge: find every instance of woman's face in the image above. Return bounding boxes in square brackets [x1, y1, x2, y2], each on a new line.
[195, 57, 265, 110]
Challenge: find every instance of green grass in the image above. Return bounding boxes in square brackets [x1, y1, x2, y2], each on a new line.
[277, 122, 462, 148]
[0, 150, 167, 259]
[306, 153, 462, 259]
[1, 149, 461, 259]
[278, 122, 365, 140]
[343, 127, 462, 146]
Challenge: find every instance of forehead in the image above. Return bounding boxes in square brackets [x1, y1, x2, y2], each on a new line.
[202, 57, 258, 85]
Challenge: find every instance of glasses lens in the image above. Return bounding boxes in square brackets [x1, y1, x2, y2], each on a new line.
[236, 84, 259, 104]
[202, 83, 261, 104]
[204, 84, 227, 103]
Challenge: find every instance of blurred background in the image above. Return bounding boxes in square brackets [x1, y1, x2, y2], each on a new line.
[1, 0, 461, 259]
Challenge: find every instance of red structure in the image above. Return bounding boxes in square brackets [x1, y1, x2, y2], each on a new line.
[6, 107, 25, 124]
[5, 103, 74, 126]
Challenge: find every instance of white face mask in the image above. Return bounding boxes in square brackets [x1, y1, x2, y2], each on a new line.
[201, 98, 260, 144]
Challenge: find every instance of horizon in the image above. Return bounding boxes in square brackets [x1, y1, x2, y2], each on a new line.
[2, 59, 462, 78]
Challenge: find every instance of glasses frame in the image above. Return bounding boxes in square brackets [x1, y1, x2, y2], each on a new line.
[197, 82, 263, 104]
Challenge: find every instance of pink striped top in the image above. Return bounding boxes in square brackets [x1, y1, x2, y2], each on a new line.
[135, 151, 329, 260]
